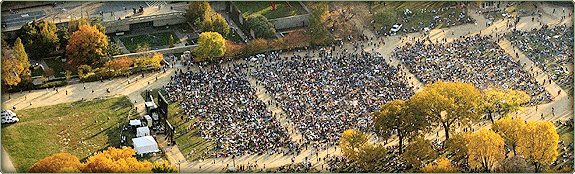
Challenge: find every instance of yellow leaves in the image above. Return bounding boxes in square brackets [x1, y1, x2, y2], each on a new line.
[492, 117, 525, 153]
[480, 88, 530, 119]
[83, 147, 153, 173]
[152, 160, 178, 173]
[516, 121, 559, 169]
[420, 158, 459, 173]
[466, 128, 505, 172]
[29, 153, 83, 173]
[195, 32, 226, 60]
[339, 129, 369, 160]
[401, 136, 438, 168]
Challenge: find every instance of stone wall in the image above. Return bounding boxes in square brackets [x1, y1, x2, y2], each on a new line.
[268, 14, 310, 30]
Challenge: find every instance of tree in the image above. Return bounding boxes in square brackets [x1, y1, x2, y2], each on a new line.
[246, 15, 276, 39]
[355, 144, 388, 172]
[104, 57, 133, 75]
[516, 121, 559, 172]
[169, 35, 175, 48]
[13, 37, 31, 82]
[152, 161, 178, 173]
[83, 147, 153, 173]
[243, 38, 268, 56]
[308, 2, 331, 45]
[106, 41, 123, 57]
[339, 129, 369, 160]
[68, 17, 105, 34]
[372, 99, 429, 154]
[56, 27, 70, 50]
[224, 40, 244, 57]
[480, 88, 529, 123]
[134, 52, 163, 68]
[409, 81, 482, 140]
[66, 25, 109, 67]
[200, 11, 230, 37]
[195, 32, 225, 61]
[29, 153, 83, 173]
[1, 51, 23, 88]
[18, 20, 59, 58]
[466, 128, 505, 172]
[496, 156, 528, 173]
[445, 132, 470, 161]
[420, 158, 459, 173]
[185, 1, 210, 25]
[491, 117, 526, 155]
[401, 136, 438, 170]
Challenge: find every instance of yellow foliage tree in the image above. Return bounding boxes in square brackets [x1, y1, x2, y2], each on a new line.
[338, 129, 368, 160]
[152, 160, 178, 173]
[480, 88, 529, 123]
[29, 153, 83, 173]
[516, 121, 559, 172]
[420, 158, 459, 173]
[466, 128, 505, 172]
[491, 117, 526, 155]
[195, 32, 226, 61]
[134, 52, 163, 69]
[66, 25, 109, 67]
[82, 147, 153, 173]
[401, 136, 438, 169]
[1, 49, 23, 87]
[409, 81, 482, 140]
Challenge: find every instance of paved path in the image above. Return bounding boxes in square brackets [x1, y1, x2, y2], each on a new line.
[1, 146, 17, 173]
[220, 12, 249, 43]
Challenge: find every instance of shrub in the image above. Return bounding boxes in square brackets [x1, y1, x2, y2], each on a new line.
[246, 15, 276, 39]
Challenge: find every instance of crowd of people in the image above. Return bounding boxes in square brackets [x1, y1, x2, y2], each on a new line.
[508, 24, 574, 90]
[162, 63, 300, 158]
[392, 34, 553, 105]
[251, 48, 413, 144]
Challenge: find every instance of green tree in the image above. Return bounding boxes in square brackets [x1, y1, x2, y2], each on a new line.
[152, 161, 178, 173]
[185, 1, 210, 25]
[29, 153, 84, 173]
[66, 25, 109, 66]
[56, 27, 70, 50]
[246, 15, 276, 39]
[401, 136, 438, 170]
[339, 129, 369, 160]
[466, 128, 505, 172]
[195, 32, 225, 60]
[372, 99, 429, 154]
[106, 41, 123, 56]
[243, 38, 268, 56]
[516, 121, 559, 172]
[18, 19, 59, 58]
[13, 37, 31, 82]
[491, 117, 526, 155]
[169, 35, 175, 48]
[200, 11, 229, 36]
[409, 81, 483, 140]
[308, 2, 331, 45]
[355, 144, 387, 172]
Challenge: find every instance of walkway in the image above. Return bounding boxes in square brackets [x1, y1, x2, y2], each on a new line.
[220, 12, 249, 43]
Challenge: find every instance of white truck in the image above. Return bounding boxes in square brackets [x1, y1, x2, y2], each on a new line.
[1, 110, 19, 124]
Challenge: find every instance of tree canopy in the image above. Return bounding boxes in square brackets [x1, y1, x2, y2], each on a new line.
[480, 88, 529, 123]
[491, 117, 526, 155]
[420, 158, 459, 173]
[200, 11, 230, 37]
[66, 25, 109, 67]
[339, 129, 369, 160]
[83, 147, 153, 173]
[308, 2, 331, 45]
[466, 128, 505, 172]
[185, 1, 210, 25]
[195, 32, 226, 60]
[29, 153, 83, 173]
[18, 19, 59, 58]
[401, 136, 438, 169]
[246, 15, 276, 39]
[13, 37, 31, 83]
[516, 121, 559, 172]
[409, 81, 482, 140]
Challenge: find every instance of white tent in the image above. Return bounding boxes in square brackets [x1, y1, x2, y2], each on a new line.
[132, 136, 159, 155]
[129, 119, 141, 127]
[136, 126, 151, 137]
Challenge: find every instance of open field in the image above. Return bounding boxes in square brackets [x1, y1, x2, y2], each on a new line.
[1, 96, 132, 172]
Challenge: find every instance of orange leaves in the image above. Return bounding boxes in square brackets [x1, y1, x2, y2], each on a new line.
[29, 153, 83, 173]
[224, 40, 244, 57]
[420, 158, 459, 173]
[66, 25, 108, 67]
[104, 57, 134, 75]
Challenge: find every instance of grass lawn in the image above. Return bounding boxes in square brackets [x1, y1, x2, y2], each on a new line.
[141, 89, 215, 161]
[119, 32, 182, 52]
[1, 96, 133, 172]
[234, 1, 307, 19]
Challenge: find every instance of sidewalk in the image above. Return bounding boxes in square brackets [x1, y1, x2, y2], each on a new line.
[220, 12, 249, 43]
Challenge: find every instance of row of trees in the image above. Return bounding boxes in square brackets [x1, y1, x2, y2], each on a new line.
[339, 81, 559, 172]
[29, 147, 177, 173]
[185, 1, 229, 37]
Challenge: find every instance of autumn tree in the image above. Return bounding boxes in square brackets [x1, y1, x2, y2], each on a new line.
[14, 37, 31, 82]
[224, 40, 244, 57]
[466, 128, 505, 172]
[199, 11, 229, 37]
[195, 32, 225, 61]
[480, 88, 529, 123]
[246, 15, 276, 39]
[491, 117, 526, 155]
[516, 121, 559, 172]
[496, 156, 528, 173]
[66, 25, 109, 67]
[355, 144, 387, 172]
[68, 17, 105, 34]
[185, 1, 210, 25]
[104, 57, 133, 75]
[134, 52, 163, 69]
[445, 132, 470, 162]
[409, 81, 483, 140]
[420, 158, 459, 173]
[339, 129, 369, 160]
[401, 136, 438, 170]
[308, 2, 332, 45]
[18, 19, 59, 58]
[372, 99, 429, 154]
[83, 147, 153, 173]
[152, 161, 178, 173]
[106, 41, 123, 57]
[29, 153, 83, 173]
[1, 50, 23, 88]
[243, 38, 268, 56]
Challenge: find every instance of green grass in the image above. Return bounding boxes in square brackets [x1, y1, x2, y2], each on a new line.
[119, 32, 182, 52]
[371, 2, 467, 32]
[141, 89, 214, 161]
[234, 1, 307, 19]
[1, 96, 133, 172]
[30, 66, 44, 77]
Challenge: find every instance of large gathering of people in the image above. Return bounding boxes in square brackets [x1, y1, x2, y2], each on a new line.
[393, 34, 553, 105]
[508, 24, 574, 90]
[162, 64, 300, 158]
[251, 48, 413, 144]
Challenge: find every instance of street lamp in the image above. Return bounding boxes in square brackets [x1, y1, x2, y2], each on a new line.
[177, 160, 181, 173]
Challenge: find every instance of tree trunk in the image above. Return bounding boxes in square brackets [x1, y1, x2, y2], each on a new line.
[398, 132, 403, 154]
[443, 122, 450, 141]
[512, 143, 517, 156]
[489, 111, 494, 123]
